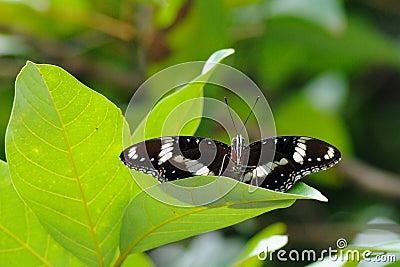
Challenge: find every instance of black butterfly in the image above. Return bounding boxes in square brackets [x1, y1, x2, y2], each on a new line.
[120, 134, 341, 192]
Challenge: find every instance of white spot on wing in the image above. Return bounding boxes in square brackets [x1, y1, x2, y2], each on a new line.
[243, 172, 253, 182]
[253, 163, 273, 178]
[297, 143, 306, 150]
[173, 155, 188, 163]
[257, 166, 269, 177]
[128, 147, 137, 159]
[194, 166, 209, 175]
[162, 137, 174, 142]
[159, 146, 173, 157]
[293, 151, 303, 163]
[161, 142, 173, 150]
[299, 136, 311, 142]
[295, 146, 306, 157]
[158, 152, 173, 165]
[325, 147, 335, 159]
[277, 158, 288, 165]
[172, 155, 186, 163]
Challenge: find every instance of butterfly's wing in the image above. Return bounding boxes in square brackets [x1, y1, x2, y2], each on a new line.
[120, 136, 230, 182]
[245, 136, 341, 192]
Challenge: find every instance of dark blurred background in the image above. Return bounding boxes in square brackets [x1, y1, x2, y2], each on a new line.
[1, 0, 399, 266]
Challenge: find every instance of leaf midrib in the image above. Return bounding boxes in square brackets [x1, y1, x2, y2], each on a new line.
[40, 67, 103, 266]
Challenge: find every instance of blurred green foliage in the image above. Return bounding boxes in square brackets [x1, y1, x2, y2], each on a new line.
[1, 0, 399, 266]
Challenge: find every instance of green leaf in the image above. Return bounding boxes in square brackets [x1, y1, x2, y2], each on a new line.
[131, 48, 234, 143]
[121, 253, 155, 267]
[5, 62, 133, 266]
[232, 222, 287, 267]
[117, 176, 327, 262]
[0, 160, 85, 266]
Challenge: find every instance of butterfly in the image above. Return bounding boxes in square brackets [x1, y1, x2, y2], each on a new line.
[120, 134, 341, 192]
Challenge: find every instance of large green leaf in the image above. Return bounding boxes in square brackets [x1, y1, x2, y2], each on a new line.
[0, 160, 85, 266]
[131, 48, 235, 143]
[116, 177, 327, 263]
[5, 62, 134, 266]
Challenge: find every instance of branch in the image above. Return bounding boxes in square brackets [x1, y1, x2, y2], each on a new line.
[339, 158, 400, 198]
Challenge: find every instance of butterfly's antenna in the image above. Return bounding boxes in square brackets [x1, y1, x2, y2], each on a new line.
[224, 97, 238, 133]
[239, 96, 260, 134]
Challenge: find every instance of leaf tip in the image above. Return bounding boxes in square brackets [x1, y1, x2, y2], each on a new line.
[25, 60, 37, 66]
[319, 195, 329, 202]
[201, 48, 235, 74]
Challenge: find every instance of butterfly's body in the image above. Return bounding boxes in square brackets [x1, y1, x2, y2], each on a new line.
[120, 134, 341, 192]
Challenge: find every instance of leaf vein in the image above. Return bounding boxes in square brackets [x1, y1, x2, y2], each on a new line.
[11, 136, 76, 181]
[20, 90, 62, 130]
[14, 170, 81, 201]
[70, 97, 109, 150]
[64, 93, 93, 127]
[57, 88, 82, 111]
[28, 197, 88, 227]
[20, 116, 68, 153]
[78, 105, 115, 178]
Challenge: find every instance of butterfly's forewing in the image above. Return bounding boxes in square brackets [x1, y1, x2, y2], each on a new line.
[120, 136, 230, 182]
[246, 136, 341, 192]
